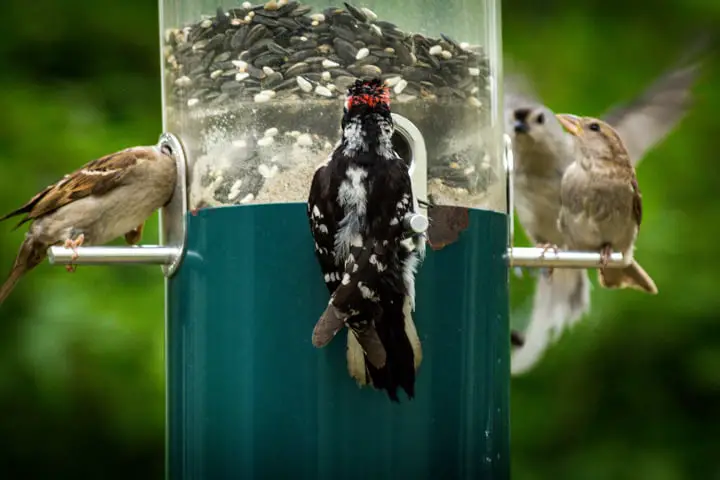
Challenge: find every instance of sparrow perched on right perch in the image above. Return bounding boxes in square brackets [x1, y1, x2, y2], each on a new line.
[506, 52, 701, 373]
[0, 145, 177, 305]
[555, 114, 658, 294]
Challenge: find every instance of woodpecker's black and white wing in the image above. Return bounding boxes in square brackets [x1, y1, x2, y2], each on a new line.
[307, 162, 347, 347]
[318, 238, 388, 370]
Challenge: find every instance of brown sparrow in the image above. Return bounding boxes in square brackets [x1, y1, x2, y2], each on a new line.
[506, 58, 699, 374]
[555, 114, 657, 294]
[0, 145, 177, 305]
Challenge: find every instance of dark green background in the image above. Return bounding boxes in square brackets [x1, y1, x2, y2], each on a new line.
[0, 0, 718, 478]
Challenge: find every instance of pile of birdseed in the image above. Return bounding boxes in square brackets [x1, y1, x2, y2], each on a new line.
[163, 1, 504, 212]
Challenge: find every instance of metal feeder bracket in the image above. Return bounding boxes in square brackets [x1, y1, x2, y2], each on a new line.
[47, 132, 189, 277]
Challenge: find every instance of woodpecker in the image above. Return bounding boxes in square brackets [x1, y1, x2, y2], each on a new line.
[307, 78, 425, 402]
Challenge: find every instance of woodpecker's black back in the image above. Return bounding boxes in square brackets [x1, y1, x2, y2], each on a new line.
[307, 78, 424, 402]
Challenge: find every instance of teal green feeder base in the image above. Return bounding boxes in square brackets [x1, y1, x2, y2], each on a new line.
[167, 204, 510, 479]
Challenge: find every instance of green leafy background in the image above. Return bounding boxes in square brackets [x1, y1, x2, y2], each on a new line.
[0, 0, 718, 477]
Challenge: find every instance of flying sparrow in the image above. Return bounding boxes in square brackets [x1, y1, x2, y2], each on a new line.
[506, 53, 700, 374]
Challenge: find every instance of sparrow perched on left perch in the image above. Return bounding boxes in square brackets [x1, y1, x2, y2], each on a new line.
[0, 145, 178, 305]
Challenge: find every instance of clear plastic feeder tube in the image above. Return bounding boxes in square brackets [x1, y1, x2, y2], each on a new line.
[160, 0, 504, 213]
[160, 2, 509, 479]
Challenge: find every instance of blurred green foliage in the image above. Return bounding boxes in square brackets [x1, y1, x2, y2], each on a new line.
[0, 0, 718, 477]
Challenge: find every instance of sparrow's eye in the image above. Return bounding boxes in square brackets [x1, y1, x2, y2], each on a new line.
[588, 122, 600, 132]
[535, 113, 545, 125]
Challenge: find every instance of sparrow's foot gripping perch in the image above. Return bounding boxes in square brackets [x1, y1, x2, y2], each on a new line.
[599, 243, 613, 271]
[63, 234, 85, 273]
[536, 242, 560, 276]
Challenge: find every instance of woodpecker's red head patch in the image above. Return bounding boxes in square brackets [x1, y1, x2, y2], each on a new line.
[345, 78, 390, 110]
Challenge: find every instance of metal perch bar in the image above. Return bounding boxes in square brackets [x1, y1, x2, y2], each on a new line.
[47, 245, 629, 269]
[47, 246, 180, 266]
[508, 247, 630, 269]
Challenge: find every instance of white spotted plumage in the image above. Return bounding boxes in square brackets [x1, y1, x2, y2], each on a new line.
[307, 79, 425, 402]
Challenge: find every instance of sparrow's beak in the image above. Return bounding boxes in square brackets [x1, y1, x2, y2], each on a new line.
[512, 108, 532, 135]
[513, 120, 529, 134]
[557, 114, 583, 136]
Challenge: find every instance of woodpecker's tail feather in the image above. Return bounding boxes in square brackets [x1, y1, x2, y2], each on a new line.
[402, 295, 423, 370]
[363, 292, 418, 402]
[334, 239, 422, 402]
[347, 295, 422, 401]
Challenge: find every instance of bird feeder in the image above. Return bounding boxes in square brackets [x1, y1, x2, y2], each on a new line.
[44, 0, 631, 478]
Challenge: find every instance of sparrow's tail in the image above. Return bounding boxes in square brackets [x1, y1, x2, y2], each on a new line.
[511, 268, 590, 375]
[0, 237, 46, 305]
[598, 260, 658, 294]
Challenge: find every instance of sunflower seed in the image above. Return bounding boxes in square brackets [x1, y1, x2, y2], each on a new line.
[343, 2, 367, 22]
[175, 76, 192, 87]
[360, 7, 377, 21]
[349, 64, 381, 77]
[289, 4, 311, 16]
[285, 62, 310, 77]
[262, 72, 284, 88]
[296, 75, 313, 92]
[257, 136, 274, 147]
[296, 133, 313, 146]
[166, 0, 490, 113]
[314, 85, 333, 97]
[334, 75, 356, 90]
